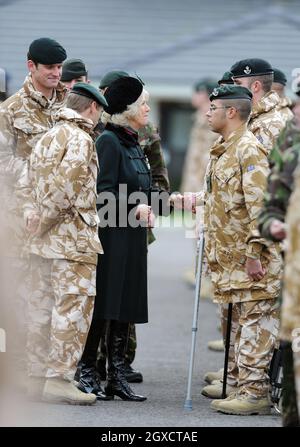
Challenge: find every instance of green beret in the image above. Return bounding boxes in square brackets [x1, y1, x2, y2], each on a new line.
[218, 71, 234, 85]
[28, 37, 67, 64]
[209, 85, 253, 101]
[273, 68, 287, 86]
[61, 59, 87, 82]
[99, 70, 129, 89]
[104, 76, 143, 115]
[230, 58, 273, 78]
[71, 83, 108, 107]
[194, 78, 217, 95]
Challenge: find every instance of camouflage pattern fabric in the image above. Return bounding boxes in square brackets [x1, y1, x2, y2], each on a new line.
[27, 255, 95, 380]
[281, 341, 300, 426]
[181, 110, 216, 192]
[258, 120, 300, 240]
[0, 75, 67, 253]
[125, 324, 137, 364]
[248, 91, 288, 155]
[221, 298, 279, 398]
[280, 165, 300, 342]
[138, 122, 170, 192]
[28, 107, 103, 265]
[276, 96, 294, 126]
[204, 124, 282, 301]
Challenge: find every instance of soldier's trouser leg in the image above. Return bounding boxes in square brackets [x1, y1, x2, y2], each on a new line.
[46, 260, 95, 381]
[125, 324, 137, 365]
[293, 348, 300, 425]
[281, 340, 299, 427]
[27, 257, 95, 381]
[220, 303, 239, 387]
[237, 298, 279, 398]
[27, 256, 53, 377]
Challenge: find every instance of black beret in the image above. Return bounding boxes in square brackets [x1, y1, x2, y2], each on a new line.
[99, 70, 130, 89]
[194, 78, 217, 95]
[230, 58, 273, 78]
[273, 68, 287, 86]
[61, 59, 87, 82]
[28, 37, 67, 64]
[104, 76, 144, 115]
[209, 85, 253, 101]
[71, 83, 108, 107]
[218, 71, 234, 85]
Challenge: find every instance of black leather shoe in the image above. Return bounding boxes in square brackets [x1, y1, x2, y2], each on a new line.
[105, 378, 147, 402]
[78, 365, 113, 401]
[124, 363, 143, 383]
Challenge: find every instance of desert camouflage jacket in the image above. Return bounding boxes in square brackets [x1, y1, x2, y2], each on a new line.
[248, 91, 287, 155]
[204, 124, 282, 302]
[0, 75, 67, 253]
[276, 96, 294, 126]
[0, 74, 66, 180]
[29, 108, 102, 265]
[181, 110, 216, 192]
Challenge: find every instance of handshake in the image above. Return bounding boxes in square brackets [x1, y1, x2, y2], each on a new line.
[170, 191, 204, 213]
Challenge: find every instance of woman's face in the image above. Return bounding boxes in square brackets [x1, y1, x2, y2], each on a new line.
[128, 97, 150, 130]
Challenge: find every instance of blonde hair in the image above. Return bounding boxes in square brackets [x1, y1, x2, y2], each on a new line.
[101, 89, 149, 126]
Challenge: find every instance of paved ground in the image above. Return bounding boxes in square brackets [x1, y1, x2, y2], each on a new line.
[0, 225, 281, 428]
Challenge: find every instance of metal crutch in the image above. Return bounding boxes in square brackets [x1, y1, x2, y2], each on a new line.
[184, 225, 205, 411]
[221, 303, 232, 399]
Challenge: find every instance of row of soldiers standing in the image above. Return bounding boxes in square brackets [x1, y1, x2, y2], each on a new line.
[0, 37, 170, 406]
[179, 59, 300, 425]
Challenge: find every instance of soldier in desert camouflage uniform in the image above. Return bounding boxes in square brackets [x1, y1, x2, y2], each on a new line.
[175, 85, 282, 415]
[272, 68, 294, 125]
[26, 83, 108, 404]
[231, 59, 289, 154]
[257, 94, 300, 426]
[181, 78, 217, 193]
[0, 38, 67, 390]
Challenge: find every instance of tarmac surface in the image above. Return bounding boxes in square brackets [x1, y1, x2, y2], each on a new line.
[0, 225, 281, 428]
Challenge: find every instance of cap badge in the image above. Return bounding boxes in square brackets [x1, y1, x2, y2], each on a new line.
[212, 88, 219, 96]
[244, 66, 252, 75]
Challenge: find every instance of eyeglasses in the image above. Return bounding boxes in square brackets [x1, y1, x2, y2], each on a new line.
[209, 105, 233, 112]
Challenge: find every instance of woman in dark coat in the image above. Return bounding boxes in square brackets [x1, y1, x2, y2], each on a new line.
[79, 77, 154, 401]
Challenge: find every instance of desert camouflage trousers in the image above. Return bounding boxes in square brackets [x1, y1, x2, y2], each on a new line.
[27, 255, 96, 381]
[220, 294, 280, 398]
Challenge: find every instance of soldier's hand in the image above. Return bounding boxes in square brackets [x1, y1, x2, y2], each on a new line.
[246, 257, 266, 281]
[170, 192, 196, 211]
[270, 219, 287, 241]
[26, 212, 40, 235]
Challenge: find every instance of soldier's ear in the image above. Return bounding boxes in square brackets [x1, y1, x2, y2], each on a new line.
[27, 60, 36, 73]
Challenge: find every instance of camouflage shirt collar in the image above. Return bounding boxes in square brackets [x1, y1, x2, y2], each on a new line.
[251, 90, 280, 118]
[23, 75, 67, 108]
[210, 123, 248, 157]
[278, 96, 292, 109]
[54, 107, 94, 132]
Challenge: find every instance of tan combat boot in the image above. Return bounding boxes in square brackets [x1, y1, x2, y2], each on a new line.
[210, 390, 238, 410]
[215, 393, 271, 415]
[43, 378, 96, 405]
[207, 339, 224, 352]
[203, 368, 223, 384]
[201, 380, 237, 399]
